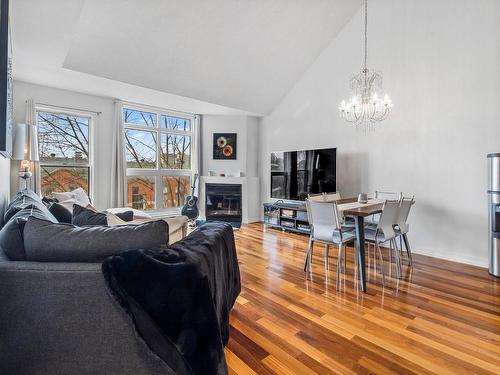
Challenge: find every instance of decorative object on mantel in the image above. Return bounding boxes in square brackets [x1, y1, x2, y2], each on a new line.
[213, 133, 237, 160]
[339, 0, 393, 131]
[13, 123, 39, 190]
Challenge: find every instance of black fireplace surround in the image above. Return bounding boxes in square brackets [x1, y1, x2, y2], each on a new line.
[205, 183, 242, 228]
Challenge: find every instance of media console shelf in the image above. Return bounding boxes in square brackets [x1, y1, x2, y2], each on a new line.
[263, 201, 310, 234]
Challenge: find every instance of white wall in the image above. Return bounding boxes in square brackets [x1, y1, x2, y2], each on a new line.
[12, 80, 115, 210]
[202, 115, 259, 177]
[259, 0, 500, 266]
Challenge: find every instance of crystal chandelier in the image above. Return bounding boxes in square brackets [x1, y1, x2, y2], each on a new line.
[339, 0, 393, 130]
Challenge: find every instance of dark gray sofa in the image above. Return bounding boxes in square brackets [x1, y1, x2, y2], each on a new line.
[0, 253, 175, 375]
[0, 191, 176, 374]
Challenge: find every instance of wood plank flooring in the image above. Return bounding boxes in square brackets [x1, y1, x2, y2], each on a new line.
[225, 223, 500, 375]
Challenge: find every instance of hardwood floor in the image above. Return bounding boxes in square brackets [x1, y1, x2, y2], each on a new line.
[225, 223, 500, 375]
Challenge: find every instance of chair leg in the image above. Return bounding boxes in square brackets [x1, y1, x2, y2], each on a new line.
[370, 242, 376, 272]
[343, 244, 347, 272]
[303, 236, 313, 272]
[403, 233, 413, 267]
[367, 242, 371, 272]
[389, 240, 392, 267]
[336, 243, 343, 290]
[325, 244, 330, 269]
[376, 243, 385, 285]
[392, 239, 402, 279]
[353, 243, 359, 280]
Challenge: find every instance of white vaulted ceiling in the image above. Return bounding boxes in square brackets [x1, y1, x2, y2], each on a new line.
[12, 0, 362, 115]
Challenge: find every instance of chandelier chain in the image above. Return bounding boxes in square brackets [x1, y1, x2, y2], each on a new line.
[364, 0, 368, 71]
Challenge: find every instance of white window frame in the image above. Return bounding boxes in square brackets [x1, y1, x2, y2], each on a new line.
[123, 103, 196, 215]
[35, 104, 94, 200]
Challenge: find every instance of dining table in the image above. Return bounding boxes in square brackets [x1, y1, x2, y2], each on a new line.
[330, 197, 385, 292]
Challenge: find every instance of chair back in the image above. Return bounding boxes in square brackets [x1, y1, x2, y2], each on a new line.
[306, 192, 341, 224]
[375, 190, 402, 201]
[322, 192, 342, 202]
[377, 199, 400, 239]
[396, 196, 414, 233]
[307, 200, 341, 242]
[307, 193, 326, 202]
[307, 192, 341, 202]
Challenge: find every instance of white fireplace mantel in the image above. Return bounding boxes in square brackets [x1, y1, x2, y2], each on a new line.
[199, 176, 260, 224]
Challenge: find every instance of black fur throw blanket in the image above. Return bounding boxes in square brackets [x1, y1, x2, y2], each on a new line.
[102, 222, 241, 375]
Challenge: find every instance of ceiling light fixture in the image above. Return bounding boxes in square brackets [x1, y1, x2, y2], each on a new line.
[339, 0, 393, 130]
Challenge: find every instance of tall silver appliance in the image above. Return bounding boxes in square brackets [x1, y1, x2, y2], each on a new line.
[488, 153, 500, 277]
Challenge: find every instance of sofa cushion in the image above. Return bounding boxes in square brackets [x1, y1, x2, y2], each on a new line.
[72, 204, 107, 226]
[0, 206, 57, 260]
[53, 188, 91, 213]
[4, 190, 57, 224]
[23, 216, 168, 262]
[47, 202, 73, 223]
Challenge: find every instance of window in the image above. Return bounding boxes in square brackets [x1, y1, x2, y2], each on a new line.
[123, 107, 195, 211]
[37, 108, 92, 197]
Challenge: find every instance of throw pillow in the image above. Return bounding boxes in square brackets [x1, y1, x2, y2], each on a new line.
[53, 188, 91, 213]
[116, 210, 134, 222]
[4, 191, 58, 223]
[42, 196, 58, 206]
[47, 202, 72, 223]
[23, 216, 168, 263]
[72, 205, 135, 226]
[107, 207, 153, 220]
[72, 204, 107, 226]
[0, 205, 57, 260]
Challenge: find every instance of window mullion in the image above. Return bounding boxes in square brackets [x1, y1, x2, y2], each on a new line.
[156, 122, 162, 209]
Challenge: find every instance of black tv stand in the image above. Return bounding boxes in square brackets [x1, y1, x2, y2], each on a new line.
[263, 201, 310, 235]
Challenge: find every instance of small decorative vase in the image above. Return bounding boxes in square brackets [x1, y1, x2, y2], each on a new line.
[358, 193, 368, 204]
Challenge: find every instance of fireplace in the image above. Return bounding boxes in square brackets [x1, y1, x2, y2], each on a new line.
[205, 183, 242, 227]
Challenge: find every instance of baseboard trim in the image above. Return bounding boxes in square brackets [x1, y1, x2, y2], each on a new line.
[409, 248, 488, 268]
[244, 217, 262, 224]
[250, 221, 489, 269]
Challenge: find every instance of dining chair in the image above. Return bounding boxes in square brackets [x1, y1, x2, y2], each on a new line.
[303, 200, 356, 289]
[375, 191, 402, 200]
[394, 195, 415, 266]
[365, 191, 402, 228]
[363, 199, 402, 282]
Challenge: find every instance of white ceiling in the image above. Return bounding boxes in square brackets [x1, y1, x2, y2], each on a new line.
[12, 0, 361, 115]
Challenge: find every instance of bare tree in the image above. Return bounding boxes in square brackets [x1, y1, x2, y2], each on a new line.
[38, 112, 90, 196]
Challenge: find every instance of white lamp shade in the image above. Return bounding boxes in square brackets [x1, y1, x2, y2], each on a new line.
[13, 123, 39, 161]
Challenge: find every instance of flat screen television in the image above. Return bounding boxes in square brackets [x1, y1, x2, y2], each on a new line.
[270, 147, 336, 201]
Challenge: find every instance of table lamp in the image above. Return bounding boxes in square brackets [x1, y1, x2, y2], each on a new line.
[12, 123, 39, 190]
